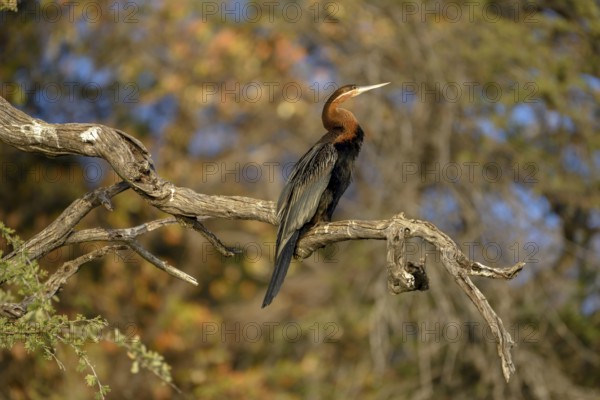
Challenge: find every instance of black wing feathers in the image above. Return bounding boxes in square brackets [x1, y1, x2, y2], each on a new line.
[262, 142, 337, 307]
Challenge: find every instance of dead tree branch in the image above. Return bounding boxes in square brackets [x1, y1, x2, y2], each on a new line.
[0, 95, 525, 381]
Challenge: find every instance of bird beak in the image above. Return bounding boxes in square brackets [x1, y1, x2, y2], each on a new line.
[351, 82, 390, 97]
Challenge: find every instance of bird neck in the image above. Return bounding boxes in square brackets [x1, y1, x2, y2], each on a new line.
[322, 105, 359, 136]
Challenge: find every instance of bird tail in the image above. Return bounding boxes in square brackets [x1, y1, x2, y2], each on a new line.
[262, 230, 300, 308]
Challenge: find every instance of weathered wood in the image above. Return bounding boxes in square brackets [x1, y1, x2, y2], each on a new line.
[0, 95, 524, 381]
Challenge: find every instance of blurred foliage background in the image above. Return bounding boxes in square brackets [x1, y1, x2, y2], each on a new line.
[1, 0, 600, 398]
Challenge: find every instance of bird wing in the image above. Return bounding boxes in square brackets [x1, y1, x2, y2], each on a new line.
[262, 141, 337, 307]
[276, 141, 338, 256]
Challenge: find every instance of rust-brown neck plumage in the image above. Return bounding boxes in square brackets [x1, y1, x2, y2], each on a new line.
[322, 93, 359, 141]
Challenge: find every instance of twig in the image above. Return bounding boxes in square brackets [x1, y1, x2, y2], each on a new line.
[176, 216, 237, 257]
[468, 261, 526, 279]
[127, 241, 198, 286]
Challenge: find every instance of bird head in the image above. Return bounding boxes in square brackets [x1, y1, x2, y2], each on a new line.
[327, 82, 390, 105]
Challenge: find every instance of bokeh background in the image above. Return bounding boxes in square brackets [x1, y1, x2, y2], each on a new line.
[1, 0, 600, 398]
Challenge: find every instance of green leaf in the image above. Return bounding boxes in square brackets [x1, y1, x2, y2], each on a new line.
[85, 374, 97, 387]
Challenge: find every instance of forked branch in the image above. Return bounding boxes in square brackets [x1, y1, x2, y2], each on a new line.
[0, 95, 525, 381]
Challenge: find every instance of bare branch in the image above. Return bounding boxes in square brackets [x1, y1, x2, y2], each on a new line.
[176, 216, 237, 257]
[0, 97, 276, 224]
[468, 261, 526, 279]
[3, 181, 129, 263]
[296, 213, 520, 381]
[64, 218, 179, 245]
[0, 302, 27, 319]
[39, 245, 127, 302]
[127, 241, 198, 286]
[0, 95, 526, 381]
[61, 220, 199, 285]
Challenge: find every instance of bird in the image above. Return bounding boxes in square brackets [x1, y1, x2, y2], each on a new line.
[262, 82, 390, 308]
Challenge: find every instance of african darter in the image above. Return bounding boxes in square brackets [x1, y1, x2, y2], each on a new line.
[262, 82, 390, 307]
